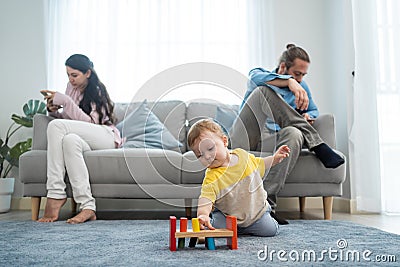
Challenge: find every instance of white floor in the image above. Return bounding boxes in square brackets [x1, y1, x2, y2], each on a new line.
[1, 209, 400, 235]
[280, 210, 400, 235]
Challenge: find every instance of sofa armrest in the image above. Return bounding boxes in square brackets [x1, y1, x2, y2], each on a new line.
[32, 114, 55, 150]
[313, 113, 336, 149]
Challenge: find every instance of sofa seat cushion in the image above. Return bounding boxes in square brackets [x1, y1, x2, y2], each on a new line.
[20, 148, 183, 185]
[19, 150, 47, 183]
[285, 150, 346, 184]
[181, 150, 346, 185]
[252, 150, 345, 184]
[91, 184, 201, 199]
[181, 151, 206, 184]
[84, 148, 182, 184]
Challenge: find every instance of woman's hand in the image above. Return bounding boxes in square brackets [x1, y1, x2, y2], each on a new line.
[272, 145, 291, 166]
[41, 90, 60, 112]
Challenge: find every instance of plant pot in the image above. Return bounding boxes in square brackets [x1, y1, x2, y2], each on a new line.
[0, 178, 15, 213]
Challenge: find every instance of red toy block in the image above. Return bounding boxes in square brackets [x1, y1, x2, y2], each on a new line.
[226, 215, 238, 250]
[169, 216, 177, 251]
[170, 215, 238, 251]
[178, 217, 188, 248]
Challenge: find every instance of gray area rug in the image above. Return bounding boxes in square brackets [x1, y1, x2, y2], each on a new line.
[1, 220, 399, 266]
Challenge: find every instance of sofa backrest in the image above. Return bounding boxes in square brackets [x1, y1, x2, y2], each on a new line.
[31, 101, 335, 152]
[114, 100, 240, 152]
[186, 101, 239, 129]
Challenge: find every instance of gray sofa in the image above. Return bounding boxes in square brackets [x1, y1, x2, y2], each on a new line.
[19, 100, 346, 221]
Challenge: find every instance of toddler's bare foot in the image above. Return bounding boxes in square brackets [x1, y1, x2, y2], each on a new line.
[37, 198, 67, 222]
[67, 209, 96, 224]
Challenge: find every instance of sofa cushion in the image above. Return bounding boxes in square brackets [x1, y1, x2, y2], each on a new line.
[214, 105, 238, 135]
[186, 101, 240, 128]
[116, 100, 183, 151]
[114, 100, 187, 152]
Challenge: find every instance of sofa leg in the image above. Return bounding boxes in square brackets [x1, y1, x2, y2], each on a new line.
[184, 198, 192, 218]
[323, 196, 333, 220]
[299, 197, 306, 212]
[31, 197, 41, 221]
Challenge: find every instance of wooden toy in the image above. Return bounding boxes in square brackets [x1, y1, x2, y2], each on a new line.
[169, 216, 237, 251]
[178, 217, 187, 248]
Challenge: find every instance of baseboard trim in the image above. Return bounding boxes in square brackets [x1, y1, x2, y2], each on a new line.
[12, 196, 352, 213]
[348, 198, 381, 215]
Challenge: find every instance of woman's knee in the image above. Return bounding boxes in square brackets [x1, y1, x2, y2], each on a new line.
[47, 119, 66, 136]
[62, 134, 82, 151]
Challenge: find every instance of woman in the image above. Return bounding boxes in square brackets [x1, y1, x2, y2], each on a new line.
[38, 54, 122, 224]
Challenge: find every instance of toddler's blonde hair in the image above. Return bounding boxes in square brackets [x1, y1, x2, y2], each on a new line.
[187, 119, 224, 149]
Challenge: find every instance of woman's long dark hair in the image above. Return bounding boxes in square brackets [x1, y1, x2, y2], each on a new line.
[65, 54, 115, 125]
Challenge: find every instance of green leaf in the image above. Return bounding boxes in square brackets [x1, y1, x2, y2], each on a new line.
[6, 139, 32, 167]
[11, 114, 32, 127]
[12, 99, 46, 127]
[2, 99, 45, 177]
[0, 142, 10, 158]
[23, 99, 47, 117]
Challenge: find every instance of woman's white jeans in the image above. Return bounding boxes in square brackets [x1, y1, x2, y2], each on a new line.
[46, 119, 115, 211]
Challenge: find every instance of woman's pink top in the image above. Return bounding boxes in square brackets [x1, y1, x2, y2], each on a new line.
[49, 82, 123, 148]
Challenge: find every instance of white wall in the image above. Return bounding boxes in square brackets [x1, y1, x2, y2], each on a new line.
[0, 0, 354, 199]
[0, 0, 47, 196]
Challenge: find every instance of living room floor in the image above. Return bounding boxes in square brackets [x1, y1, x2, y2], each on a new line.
[1, 209, 399, 235]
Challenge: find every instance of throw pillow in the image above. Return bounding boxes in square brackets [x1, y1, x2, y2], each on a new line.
[116, 100, 183, 150]
[214, 106, 238, 135]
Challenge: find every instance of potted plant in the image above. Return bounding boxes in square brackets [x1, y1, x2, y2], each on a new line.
[0, 99, 46, 212]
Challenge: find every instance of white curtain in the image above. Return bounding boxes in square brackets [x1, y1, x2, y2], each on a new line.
[375, 0, 400, 214]
[351, 0, 400, 213]
[44, 0, 274, 104]
[350, 0, 381, 212]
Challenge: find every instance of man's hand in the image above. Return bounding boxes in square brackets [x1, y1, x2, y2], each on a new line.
[302, 113, 315, 125]
[288, 78, 309, 111]
[272, 145, 290, 166]
[197, 214, 215, 230]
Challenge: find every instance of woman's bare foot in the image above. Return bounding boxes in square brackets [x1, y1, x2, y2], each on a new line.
[37, 198, 67, 222]
[67, 209, 96, 224]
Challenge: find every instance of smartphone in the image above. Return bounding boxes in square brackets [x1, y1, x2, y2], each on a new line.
[40, 91, 50, 97]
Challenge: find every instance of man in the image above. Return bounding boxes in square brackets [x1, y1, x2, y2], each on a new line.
[230, 44, 344, 224]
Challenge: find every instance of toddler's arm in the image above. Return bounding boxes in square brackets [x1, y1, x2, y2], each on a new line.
[197, 197, 215, 230]
[263, 145, 290, 169]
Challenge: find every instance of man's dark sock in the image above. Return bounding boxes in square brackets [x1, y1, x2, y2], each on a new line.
[267, 196, 289, 225]
[267, 196, 277, 210]
[311, 143, 345, 168]
[270, 211, 289, 225]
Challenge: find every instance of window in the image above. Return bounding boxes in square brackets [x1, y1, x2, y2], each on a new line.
[375, 0, 400, 213]
[45, 0, 274, 104]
